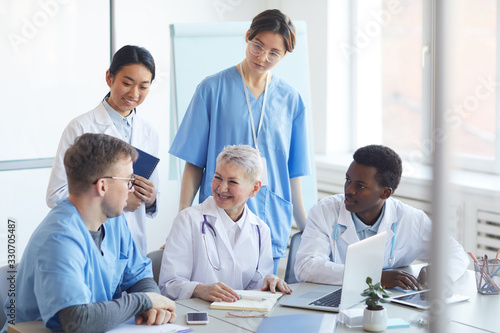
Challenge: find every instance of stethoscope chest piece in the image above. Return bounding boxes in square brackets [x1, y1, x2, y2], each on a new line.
[246, 270, 263, 289]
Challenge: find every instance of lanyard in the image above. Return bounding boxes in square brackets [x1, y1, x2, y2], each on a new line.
[239, 63, 269, 148]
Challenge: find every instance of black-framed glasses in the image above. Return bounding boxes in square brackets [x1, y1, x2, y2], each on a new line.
[93, 175, 136, 190]
[248, 41, 283, 64]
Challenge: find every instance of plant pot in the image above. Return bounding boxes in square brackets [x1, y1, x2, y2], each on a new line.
[363, 307, 387, 332]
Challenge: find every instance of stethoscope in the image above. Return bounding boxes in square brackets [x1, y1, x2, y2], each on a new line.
[201, 215, 263, 288]
[332, 222, 397, 264]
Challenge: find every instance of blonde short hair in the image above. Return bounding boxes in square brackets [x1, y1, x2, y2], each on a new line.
[216, 145, 263, 183]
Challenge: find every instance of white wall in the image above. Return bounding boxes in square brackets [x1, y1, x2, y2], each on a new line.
[278, 0, 329, 154]
[2, 0, 294, 262]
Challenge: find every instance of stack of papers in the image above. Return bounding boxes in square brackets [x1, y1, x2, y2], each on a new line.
[210, 290, 283, 312]
[107, 317, 192, 333]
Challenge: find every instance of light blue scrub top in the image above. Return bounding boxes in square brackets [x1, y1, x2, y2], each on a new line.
[169, 66, 311, 258]
[2, 198, 152, 331]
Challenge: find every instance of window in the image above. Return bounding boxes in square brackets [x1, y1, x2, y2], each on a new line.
[334, 0, 498, 174]
[447, 1, 497, 171]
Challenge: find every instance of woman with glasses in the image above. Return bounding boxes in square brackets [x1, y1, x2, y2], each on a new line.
[169, 9, 311, 273]
[46, 45, 160, 255]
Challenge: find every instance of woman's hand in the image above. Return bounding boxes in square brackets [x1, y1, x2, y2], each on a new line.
[193, 282, 240, 302]
[133, 175, 157, 208]
[125, 175, 156, 212]
[261, 274, 292, 294]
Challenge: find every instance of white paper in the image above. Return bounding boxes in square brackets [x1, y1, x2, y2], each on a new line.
[107, 317, 192, 333]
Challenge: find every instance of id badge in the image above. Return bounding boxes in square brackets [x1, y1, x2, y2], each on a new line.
[260, 156, 268, 186]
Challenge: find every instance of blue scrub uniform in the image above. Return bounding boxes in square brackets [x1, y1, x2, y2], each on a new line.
[169, 66, 311, 258]
[2, 198, 152, 331]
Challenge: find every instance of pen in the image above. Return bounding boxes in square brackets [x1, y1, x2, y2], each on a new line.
[238, 294, 266, 301]
[469, 252, 500, 292]
[484, 255, 494, 292]
[490, 266, 500, 281]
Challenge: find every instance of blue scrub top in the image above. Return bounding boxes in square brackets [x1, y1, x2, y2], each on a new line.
[2, 198, 152, 331]
[169, 66, 311, 258]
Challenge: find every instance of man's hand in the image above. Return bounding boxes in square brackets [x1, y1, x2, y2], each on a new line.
[417, 265, 429, 288]
[136, 293, 176, 325]
[381, 270, 423, 291]
[193, 282, 239, 302]
[261, 274, 292, 294]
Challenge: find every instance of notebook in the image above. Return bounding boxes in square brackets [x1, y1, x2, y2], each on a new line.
[210, 290, 283, 311]
[280, 231, 387, 312]
[390, 290, 470, 310]
[256, 314, 337, 333]
[133, 147, 160, 179]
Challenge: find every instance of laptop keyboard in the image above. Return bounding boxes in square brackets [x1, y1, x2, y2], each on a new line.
[308, 288, 343, 307]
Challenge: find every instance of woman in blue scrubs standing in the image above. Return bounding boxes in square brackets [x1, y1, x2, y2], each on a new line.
[169, 9, 311, 273]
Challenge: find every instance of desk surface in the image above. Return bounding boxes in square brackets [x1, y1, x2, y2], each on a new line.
[174, 281, 491, 333]
[8, 270, 499, 333]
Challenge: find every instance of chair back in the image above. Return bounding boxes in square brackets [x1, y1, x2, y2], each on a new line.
[284, 232, 303, 284]
[147, 250, 163, 285]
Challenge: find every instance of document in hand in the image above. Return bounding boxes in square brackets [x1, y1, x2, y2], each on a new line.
[133, 147, 160, 179]
[256, 314, 337, 333]
[210, 290, 283, 312]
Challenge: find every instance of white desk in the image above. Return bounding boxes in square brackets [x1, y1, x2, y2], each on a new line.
[440, 270, 500, 333]
[8, 272, 498, 332]
[175, 282, 491, 333]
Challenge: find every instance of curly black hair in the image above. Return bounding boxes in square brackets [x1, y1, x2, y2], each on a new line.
[353, 145, 402, 191]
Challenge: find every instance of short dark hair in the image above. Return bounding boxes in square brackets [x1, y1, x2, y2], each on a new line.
[248, 9, 296, 53]
[353, 145, 402, 190]
[64, 133, 138, 195]
[108, 45, 156, 82]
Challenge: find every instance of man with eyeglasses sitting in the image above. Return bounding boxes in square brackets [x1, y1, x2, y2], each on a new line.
[1, 133, 176, 333]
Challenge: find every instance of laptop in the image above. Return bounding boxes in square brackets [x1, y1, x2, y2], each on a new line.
[280, 231, 387, 312]
[391, 290, 470, 310]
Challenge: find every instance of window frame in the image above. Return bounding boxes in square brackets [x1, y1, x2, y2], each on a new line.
[334, 0, 500, 175]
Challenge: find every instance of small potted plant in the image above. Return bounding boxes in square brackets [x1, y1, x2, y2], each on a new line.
[361, 277, 392, 332]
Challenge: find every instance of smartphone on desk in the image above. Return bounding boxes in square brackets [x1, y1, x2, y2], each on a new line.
[186, 312, 209, 325]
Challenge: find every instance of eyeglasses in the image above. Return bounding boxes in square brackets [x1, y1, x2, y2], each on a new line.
[93, 175, 136, 190]
[248, 41, 283, 64]
[226, 311, 269, 318]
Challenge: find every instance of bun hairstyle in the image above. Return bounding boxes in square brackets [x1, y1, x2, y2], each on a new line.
[108, 45, 156, 82]
[247, 9, 296, 53]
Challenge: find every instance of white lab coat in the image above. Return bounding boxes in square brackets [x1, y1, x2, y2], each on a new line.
[46, 102, 160, 255]
[295, 195, 469, 285]
[159, 196, 274, 300]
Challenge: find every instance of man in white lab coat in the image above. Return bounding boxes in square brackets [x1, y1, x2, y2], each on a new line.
[159, 145, 292, 301]
[295, 145, 469, 289]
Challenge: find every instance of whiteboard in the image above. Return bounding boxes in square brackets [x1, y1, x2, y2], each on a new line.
[0, 1, 109, 162]
[170, 21, 317, 213]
